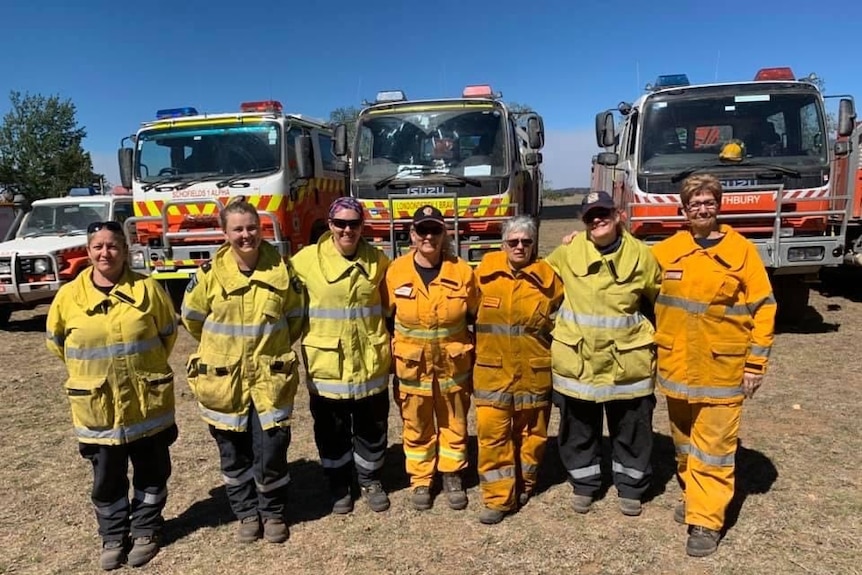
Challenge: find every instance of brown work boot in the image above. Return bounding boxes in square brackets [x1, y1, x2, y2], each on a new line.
[572, 494, 593, 514]
[127, 535, 159, 567]
[411, 486, 432, 511]
[262, 518, 289, 544]
[478, 506, 507, 525]
[99, 539, 125, 571]
[442, 473, 468, 510]
[686, 525, 721, 557]
[619, 497, 643, 517]
[236, 515, 261, 543]
[674, 502, 686, 524]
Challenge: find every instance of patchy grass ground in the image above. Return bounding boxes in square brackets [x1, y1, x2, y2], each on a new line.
[1, 200, 860, 574]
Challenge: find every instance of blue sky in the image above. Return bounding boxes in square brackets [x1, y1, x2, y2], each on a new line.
[1, 0, 857, 188]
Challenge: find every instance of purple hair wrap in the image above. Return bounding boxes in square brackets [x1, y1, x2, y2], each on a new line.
[328, 197, 365, 221]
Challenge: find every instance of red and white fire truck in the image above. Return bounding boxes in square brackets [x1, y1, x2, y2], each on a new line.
[118, 100, 345, 297]
[833, 121, 862, 266]
[0, 189, 133, 326]
[591, 67, 857, 319]
[332, 85, 545, 262]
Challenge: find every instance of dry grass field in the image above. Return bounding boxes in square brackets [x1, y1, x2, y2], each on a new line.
[1, 195, 860, 574]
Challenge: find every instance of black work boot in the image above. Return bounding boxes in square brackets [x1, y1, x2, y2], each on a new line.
[127, 534, 159, 567]
[686, 525, 721, 557]
[442, 472, 468, 510]
[99, 539, 125, 571]
[360, 481, 390, 512]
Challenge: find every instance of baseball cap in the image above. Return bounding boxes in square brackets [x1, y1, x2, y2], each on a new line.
[581, 191, 616, 221]
[412, 205, 445, 227]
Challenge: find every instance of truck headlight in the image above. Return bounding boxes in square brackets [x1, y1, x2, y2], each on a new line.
[0, 261, 11, 275]
[130, 251, 146, 269]
[33, 258, 49, 274]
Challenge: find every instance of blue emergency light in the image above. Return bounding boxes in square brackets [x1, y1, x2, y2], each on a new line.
[654, 74, 690, 88]
[155, 107, 199, 119]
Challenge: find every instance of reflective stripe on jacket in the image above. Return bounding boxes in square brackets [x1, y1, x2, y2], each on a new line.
[546, 230, 662, 403]
[181, 241, 303, 431]
[383, 251, 479, 396]
[651, 225, 776, 404]
[473, 251, 564, 410]
[46, 268, 177, 445]
[292, 233, 391, 400]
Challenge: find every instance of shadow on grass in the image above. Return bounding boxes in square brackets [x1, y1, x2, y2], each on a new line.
[774, 306, 840, 335]
[724, 439, 778, 534]
[3, 313, 47, 333]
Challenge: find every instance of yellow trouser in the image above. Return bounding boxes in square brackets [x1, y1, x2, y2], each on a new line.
[477, 404, 550, 511]
[399, 388, 470, 487]
[667, 398, 741, 531]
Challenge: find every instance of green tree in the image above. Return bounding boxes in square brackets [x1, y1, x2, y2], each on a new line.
[507, 102, 535, 126]
[329, 106, 361, 153]
[0, 91, 101, 200]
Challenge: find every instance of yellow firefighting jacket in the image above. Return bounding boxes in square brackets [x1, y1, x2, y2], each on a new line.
[651, 225, 776, 404]
[473, 251, 564, 410]
[46, 267, 177, 446]
[181, 241, 303, 431]
[546, 230, 662, 403]
[383, 251, 479, 396]
[292, 233, 391, 400]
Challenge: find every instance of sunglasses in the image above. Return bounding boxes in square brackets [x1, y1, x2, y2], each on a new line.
[415, 224, 444, 236]
[582, 208, 613, 223]
[87, 221, 123, 234]
[330, 218, 363, 230]
[505, 238, 534, 248]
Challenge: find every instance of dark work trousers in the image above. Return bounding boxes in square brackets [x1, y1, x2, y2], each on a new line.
[554, 392, 655, 500]
[208, 403, 292, 521]
[309, 391, 390, 496]
[78, 424, 178, 542]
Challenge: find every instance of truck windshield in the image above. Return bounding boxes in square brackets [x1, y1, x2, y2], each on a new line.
[136, 120, 281, 184]
[639, 87, 828, 175]
[19, 204, 109, 237]
[353, 104, 508, 198]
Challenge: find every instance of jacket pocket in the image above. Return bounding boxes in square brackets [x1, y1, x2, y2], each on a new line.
[611, 332, 655, 383]
[529, 356, 553, 391]
[551, 330, 584, 380]
[258, 352, 298, 424]
[138, 371, 175, 419]
[444, 292, 469, 323]
[65, 376, 114, 430]
[302, 334, 343, 380]
[445, 341, 474, 382]
[710, 342, 748, 385]
[190, 353, 242, 413]
[475, 354, 503, 368]
[364, 331, 391, 376]
[393, 340, 425, 383]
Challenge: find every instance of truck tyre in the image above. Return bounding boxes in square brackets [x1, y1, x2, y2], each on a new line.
[0, 305, 11, 328]
[772, 275, 810, 325]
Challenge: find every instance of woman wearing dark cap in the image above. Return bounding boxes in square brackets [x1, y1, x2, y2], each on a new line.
[382, 205, 479, 511]
[292, 197, 393, 514]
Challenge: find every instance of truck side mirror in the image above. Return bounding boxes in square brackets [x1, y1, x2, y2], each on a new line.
[118, 148, 133, 189]
[295, 135, 314, 180]
[526, 114, 545, 150]
[838, 98, 857, 138]
[334, 124, 348, 158]
[596, 151, 619, 166]
[595, 111, 616, 148]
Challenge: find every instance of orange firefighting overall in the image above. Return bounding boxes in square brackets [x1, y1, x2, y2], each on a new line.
[652, 225, 775, 531]
[473, 251, 564, 511]
[383, 252, 479, 487]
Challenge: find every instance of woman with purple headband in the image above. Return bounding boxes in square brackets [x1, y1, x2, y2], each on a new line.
[292, 196, 394, 514]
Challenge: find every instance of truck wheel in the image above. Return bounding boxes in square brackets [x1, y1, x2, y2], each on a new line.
[0, 305, 11, 328]
[772, 275, 810, 325]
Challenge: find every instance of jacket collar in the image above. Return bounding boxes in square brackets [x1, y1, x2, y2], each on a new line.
[317, 232, 378, 282]
[660, 224, 747, 271]
[477, 250, 555, 289]
[213, 241, 288, 294]
[403, 250, 463, 296]
[569, 230, 641, 282]
[78, 267, 148, 313]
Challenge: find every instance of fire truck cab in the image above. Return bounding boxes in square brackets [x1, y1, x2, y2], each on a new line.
[118, 101, 344, 297]
[592, 68, 857, 320]
[0, 189, 133, 327]
[332, 85, 545, 263]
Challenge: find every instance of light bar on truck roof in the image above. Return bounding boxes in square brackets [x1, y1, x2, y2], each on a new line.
[647, 74, 690, 91]
[375, 90, 407, 103]
[240, 100, 284, 113]
[754, 67, 795, 81]
[462, 85, 497, 98]
[156, 107, 199, 119]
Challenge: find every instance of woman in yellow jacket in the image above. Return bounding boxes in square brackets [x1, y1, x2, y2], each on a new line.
[47, 221, 177, 570]
[383, 205, 479, 511]
[182, 198, 303, 545]
[548, 191, 661, 518]
[652, 174, 776, 557]
[292, 197, 392, 515]
[473, 215, 564, 524]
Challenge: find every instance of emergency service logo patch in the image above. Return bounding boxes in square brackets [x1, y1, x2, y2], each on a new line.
[664, 270, 683, 281]
[586, 192, 599, 204]
[423, 206, 434, 216]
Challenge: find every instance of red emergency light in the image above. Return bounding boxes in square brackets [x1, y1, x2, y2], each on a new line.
[754, 67, 795, 81]
[462, 85, 495, 98]
[240, 100, 284, 113]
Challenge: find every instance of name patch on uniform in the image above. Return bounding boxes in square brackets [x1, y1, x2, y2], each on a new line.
[664, 270, 683, 281]
[185, 274, 198, 292]
[394, 285, 414, 297]
[482, 296, 501, 308]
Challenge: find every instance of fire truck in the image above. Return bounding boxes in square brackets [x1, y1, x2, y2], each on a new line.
[833, 121, 862, 266]
[118, 100, 345, 296]
[0, 189, 133, 327]
[331, 85, 545, 262]
[591, 67, 857, 320]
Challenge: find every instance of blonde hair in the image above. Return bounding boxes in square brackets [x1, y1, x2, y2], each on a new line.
[219, 196, 260, 230]
[680, 174, 723, 207]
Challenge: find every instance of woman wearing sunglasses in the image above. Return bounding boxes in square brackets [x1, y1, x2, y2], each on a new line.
[291, 197, 393, 515]
[546, 190, 661, 518]
[383, 205, 479, 511]
[46, 220, 178, 570]
[472, 215, 564, 524]
[182, 197, 303, 546]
